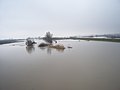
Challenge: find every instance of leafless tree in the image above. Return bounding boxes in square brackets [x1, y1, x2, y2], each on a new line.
[43, 32, 53, 44]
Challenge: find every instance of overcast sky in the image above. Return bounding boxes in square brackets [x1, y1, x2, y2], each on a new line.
[0, 0, 120, 39]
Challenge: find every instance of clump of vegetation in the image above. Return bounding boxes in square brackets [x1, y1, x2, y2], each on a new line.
[38, 32, 66, 50]
[26, 38, 36, 46]
[38, 43, 49, 47]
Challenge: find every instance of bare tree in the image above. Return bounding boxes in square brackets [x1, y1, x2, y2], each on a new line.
[43, 32, 53, 44]
[45, 32, 53, 38]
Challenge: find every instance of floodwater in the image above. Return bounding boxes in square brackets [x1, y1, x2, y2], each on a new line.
[0, 40, 120, 90]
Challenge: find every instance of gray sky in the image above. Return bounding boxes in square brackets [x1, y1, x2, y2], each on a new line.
[0, 0, 120, 39]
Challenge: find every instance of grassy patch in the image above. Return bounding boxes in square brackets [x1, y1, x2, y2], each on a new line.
[79, 38, 120, 43]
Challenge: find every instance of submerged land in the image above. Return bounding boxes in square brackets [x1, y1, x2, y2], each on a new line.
[0, 39, 24, 45]
[69, 37, 120, 42]
[1, 39, 120, 90]
[1, 33, 120, 90]
[0, 37, 120, 45]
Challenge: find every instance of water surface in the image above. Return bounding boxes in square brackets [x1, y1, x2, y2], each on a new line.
[0, 40, 120, 90]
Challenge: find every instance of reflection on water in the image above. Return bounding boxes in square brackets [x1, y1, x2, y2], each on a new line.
[26, 46, 35, 54]
[38, 47, 46, 51]
[47, 47, 52, 54]
[54, 47, 64, 52]
[38, 46, 65, 55]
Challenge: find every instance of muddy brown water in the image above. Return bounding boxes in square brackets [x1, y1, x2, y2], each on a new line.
[0, 40, 120, 90]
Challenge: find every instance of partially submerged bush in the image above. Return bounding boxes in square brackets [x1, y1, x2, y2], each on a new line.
[38, 43, 49, 47]
[67, 46, 72, 48]
[26, 38, 36, 46]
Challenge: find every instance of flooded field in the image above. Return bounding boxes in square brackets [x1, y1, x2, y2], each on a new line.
[0, 40, 120, 90]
